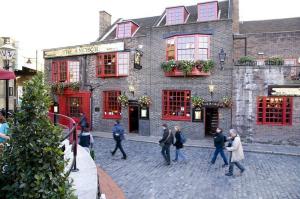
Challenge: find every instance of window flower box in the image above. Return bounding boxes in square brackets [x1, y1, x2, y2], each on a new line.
[162, 60, 213, 77]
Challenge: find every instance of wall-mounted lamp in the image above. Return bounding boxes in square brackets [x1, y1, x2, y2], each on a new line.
[129, 84, 135, 97]
[218, 48, 226, 70]
[53, 102, 59, 125]
[208, 81, 215, 101]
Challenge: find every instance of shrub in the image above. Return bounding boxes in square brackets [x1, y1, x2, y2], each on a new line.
[0, 73, 76, 199]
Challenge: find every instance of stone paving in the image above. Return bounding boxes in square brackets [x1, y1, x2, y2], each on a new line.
[94, 137, 300, 199]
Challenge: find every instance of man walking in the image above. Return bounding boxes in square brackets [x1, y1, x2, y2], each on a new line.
[79, 112, 88, 134]
[111, 120, 127, 160]
[159, 124, 174, 165]
[210, 127, 228, 167]
[225, 129, 245, 176]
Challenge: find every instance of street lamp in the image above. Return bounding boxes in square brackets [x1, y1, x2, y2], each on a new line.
[218, 48, 226, 70]
[208, 81, 215, 101]
[0, 41, 16, 118]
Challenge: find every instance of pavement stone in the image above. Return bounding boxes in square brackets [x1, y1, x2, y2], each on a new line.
[92, 131, 300, 156]
[94, 137, 300, 199]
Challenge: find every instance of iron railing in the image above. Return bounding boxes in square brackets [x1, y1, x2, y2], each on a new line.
[48, 112, 78, 175]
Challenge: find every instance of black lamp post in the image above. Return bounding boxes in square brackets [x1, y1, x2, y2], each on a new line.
[53, 102, 59, 125]
[218, 48, 226, 70]
[0, 41, 16, 118]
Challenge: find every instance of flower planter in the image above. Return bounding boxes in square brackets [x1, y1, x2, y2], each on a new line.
[164, 68, 210, 77]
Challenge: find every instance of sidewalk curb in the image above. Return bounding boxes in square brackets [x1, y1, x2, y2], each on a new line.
[93, 134, 300, 157]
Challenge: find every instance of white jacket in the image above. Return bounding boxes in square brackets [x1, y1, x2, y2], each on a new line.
[226, 135, 244, 162]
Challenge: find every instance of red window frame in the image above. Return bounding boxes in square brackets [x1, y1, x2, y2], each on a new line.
[103, 91, 121, 119]
[257, 96, 293, 126]
[67, 97, 83, 117]
[198, 1, 218, 22]
[51, 60, 80, 83]
[162, 90, 191, 121]
[166, 35, 210, 61]
[116, 21, 139, 38]
[96, 52, 129, 78]
[165, 6, 189, 25]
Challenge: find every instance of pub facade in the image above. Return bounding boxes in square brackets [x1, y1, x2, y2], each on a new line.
[44, 0, 300, 144]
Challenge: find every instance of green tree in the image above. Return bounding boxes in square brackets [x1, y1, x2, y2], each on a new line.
[0, 73, 76, 199]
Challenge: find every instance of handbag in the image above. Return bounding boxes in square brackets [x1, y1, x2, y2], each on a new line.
[159, 130, 171, 147]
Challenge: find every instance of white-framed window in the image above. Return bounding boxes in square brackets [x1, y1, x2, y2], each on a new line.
[284, 59, 296, 66]
[68, 61, 80, 82]
[117, 52, 129, 76]
[256, 60, 265, 66]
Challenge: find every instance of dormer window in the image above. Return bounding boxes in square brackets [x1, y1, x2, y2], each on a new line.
[116, 21, 139, 38]
[166, 6, 189, 25]
[198, 1, 218, 22]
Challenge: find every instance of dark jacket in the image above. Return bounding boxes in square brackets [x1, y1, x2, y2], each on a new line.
[112, 124, 125, 140]
[159, 128, 174, 146]
[174, 131, 184, 149]
[79, 115, 87, 128]
[213, 132, 226, 148]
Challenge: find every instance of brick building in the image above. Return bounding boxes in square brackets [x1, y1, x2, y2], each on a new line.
[233, 18, 300, 145]
[44, 0, 300, 144]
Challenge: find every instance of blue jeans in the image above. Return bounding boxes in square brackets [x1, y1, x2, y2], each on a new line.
[161, 145, 171, 164]
[211, 147, 228, 165]
[175, 149, 186, 161]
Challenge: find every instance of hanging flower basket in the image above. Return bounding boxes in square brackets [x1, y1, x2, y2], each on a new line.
[221, 96, 232, 108]
[50, 82, 80, 94]
[191, 96, 205, 107]
[117, 93, 129, 108]
[138, 95, 152, 107]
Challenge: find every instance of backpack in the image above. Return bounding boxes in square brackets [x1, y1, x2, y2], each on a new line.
[180, 132, 187, 144]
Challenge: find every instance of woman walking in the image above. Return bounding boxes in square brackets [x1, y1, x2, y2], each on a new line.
[225, 129, 245, 176]
[173, 126, 187, 162]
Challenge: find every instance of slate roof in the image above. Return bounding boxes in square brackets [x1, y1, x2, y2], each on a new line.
[99, 1, 229, 41]
[239, 17, 300, 34]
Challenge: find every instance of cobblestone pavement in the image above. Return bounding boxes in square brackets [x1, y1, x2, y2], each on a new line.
[94, 137, 300, 199]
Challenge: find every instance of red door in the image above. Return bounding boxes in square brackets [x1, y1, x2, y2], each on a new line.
[58, 89, 91, 130]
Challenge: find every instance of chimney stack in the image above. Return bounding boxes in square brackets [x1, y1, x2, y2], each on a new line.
[231, 0, 239, 33]
[99, 11, 111, 38]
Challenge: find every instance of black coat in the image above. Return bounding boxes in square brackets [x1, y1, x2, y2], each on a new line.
[174, 131, 183, 149]
[159, 128, 174, 146]
[213, 132, 226, 148]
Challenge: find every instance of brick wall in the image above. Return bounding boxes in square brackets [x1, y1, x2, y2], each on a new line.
[84, 20, 234, 139]
[234, 31, 300, 61]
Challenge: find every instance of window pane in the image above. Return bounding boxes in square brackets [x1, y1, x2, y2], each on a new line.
[166, 7, 185, 25]
[177, 36, 195, 61]
[68, 97, 82, 117]
[162, 90, 191, 119]
[118, 52, 129, 76]
[103, 91, 121, 117]
[198, 2, 218, 21]
[68, 61, 80, 82]
[117, 23, 132, 38]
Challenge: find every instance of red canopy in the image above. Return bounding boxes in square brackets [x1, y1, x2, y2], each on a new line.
[0, 69, 16, 80]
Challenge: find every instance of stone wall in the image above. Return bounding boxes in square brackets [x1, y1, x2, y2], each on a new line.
[233, 65, 300, 145]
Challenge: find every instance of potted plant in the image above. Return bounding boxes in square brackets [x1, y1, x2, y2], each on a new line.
[161, 60, 176, 72]
[179, 60, 194, 76]
[221, 96, 232, 108]
[117, 92, 129, 108]
[265, 57, 284, 65]
[202, 60, 215, 73]
[237, 56, 255, 65]
[138, 95, 152, 107]
[191, 96, 205, 107]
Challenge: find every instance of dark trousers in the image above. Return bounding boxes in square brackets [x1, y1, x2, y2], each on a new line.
[211, 147, 228, 165]
[229, 161, 245, 174]
[112, 137, 126, 158]
[161, 144, 171, 164]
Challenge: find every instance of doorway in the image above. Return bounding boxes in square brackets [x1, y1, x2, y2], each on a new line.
[205, 107, 219, 136]
[129, 102, 139, 133]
